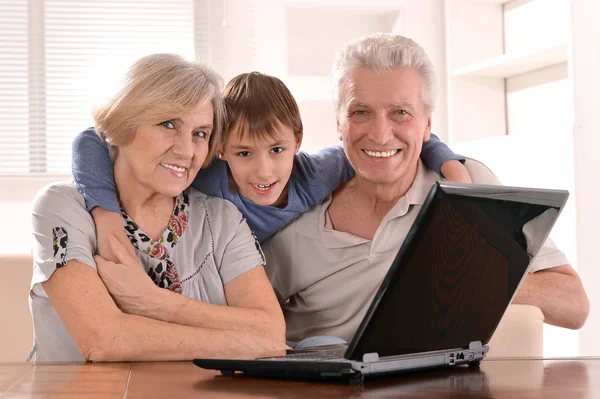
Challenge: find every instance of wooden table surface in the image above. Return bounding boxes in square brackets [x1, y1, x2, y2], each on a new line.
[0, 357, 598, 398]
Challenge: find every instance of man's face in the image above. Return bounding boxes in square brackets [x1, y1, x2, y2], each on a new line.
[337, 67, 431, 187]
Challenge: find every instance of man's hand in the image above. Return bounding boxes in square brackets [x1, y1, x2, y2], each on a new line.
[96, 234, 160, 316]
[91, 207, 136, 262]
[440, 160, 472, 183]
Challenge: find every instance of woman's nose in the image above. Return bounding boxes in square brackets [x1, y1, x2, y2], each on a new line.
[171, 132, 194, 159]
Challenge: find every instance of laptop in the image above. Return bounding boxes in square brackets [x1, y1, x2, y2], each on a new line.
[194, 182, 569, 384]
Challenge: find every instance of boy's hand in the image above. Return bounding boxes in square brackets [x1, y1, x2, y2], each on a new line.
[91, 207, 136, 262]
[440, 160, 472, 183]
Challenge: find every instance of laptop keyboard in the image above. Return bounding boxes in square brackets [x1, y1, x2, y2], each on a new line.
[261, 348, 347, 362]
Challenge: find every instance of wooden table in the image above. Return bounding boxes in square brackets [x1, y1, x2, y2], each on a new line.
[0, 358, 598, 398]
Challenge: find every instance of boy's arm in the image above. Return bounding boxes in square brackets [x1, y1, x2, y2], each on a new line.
[72, 128, 134, 260]
[292, 145, 355, 206]
[421, 133, 471, 183]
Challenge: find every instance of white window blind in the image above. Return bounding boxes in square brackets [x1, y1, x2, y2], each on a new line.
[0, 0, 29, 174]
[0, 0, 195, 176]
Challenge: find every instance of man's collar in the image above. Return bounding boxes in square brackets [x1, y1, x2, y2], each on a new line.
[405, 159, 440, 206]
[294, 160, 440, 246]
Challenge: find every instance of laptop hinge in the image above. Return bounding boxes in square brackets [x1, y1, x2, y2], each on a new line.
[362, 352, 380, 363]
[469, 341, 483, 350]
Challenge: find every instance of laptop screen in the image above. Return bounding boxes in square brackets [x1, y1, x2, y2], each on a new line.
[347, 183, 567, 360]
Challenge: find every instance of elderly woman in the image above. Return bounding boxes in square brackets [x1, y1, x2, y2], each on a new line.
[29, 54, 287, 362]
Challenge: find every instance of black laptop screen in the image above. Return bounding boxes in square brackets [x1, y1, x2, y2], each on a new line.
[347, 184, 564, 360]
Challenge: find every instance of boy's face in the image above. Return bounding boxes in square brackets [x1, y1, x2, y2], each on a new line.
[221, 121, 302, 207]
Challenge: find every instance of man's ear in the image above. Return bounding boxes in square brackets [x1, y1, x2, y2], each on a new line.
[423, 117, 432, 142]
[337, 119, 343, 141]
[294, 132, 303, 152]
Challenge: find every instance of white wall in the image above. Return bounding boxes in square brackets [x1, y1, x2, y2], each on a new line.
[448, 0, 581, 357]
[571, 0, 600, 357]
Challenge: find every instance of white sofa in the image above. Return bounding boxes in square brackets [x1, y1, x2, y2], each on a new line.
[0, 253, 543, 362]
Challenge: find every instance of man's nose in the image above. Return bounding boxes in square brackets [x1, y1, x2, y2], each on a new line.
[370, 113, 394, 145]
[171, 132, 194, 159]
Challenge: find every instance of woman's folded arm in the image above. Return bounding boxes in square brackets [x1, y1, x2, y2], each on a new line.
[43, 260, 288, 362]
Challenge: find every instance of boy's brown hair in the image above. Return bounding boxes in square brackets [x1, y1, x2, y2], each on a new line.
[222, 72, 303, 144]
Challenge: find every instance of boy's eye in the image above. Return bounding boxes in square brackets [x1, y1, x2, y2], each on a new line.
[159, 120, 175, 129]
[271, 147, 284, 154]
[236, 151, 251, 157]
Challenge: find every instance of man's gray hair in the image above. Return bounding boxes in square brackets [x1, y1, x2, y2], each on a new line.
[332, 33, 437, 117]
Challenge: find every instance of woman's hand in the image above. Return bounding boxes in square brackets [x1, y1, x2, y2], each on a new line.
[96, 234, 162, 317]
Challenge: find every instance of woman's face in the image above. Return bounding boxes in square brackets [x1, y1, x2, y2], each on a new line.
[117, 101, 214, 198]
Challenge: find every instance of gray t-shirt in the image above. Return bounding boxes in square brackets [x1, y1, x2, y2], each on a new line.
[29, 182, 265, 362]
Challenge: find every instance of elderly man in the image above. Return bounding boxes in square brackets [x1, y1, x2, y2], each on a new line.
[262, 33, 589, 343]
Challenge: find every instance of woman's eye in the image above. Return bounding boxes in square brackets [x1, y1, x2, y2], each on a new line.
[194, 131, 207, 139]
[271, 147, 284, 154]
[236, 151, 250, 157]
[159, 120, 175, 129]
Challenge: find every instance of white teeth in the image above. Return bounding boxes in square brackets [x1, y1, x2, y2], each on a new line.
[161, 163, 186, 172]
[253, 183, 273, 191]
[364, 149, 399, 158]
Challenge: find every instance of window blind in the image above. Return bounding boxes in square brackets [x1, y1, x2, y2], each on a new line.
[0, 0, 195, 176]
[0, 0, 29, 174]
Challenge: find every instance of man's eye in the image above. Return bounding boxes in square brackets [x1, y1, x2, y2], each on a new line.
[395, 110, 408, 115]
[271, 147, 284, 154]
[236, 151, 250, 157]
[353, 110, 366, 115]
[159, 120, 175, 129]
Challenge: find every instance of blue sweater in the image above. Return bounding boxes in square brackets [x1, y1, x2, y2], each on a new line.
[72, 128, 463, 242]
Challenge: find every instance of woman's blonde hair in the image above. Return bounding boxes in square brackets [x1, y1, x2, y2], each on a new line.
[93, 53, 225, 167]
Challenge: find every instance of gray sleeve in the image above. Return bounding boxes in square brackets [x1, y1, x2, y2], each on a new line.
[528, 237, 570, 273]
[209, 198, 265, 284]
[31, 182, 98, 289]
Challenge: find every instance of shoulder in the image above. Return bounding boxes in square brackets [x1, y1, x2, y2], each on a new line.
[294, 146, 345, 166]
[201, 158, 229, 175]
[32, 181, 88, 216]
[31, 181, 96, 254]
[267, 197, 327, 245]
[463, 157, 502, 185]
[186, 187, 244, 224]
